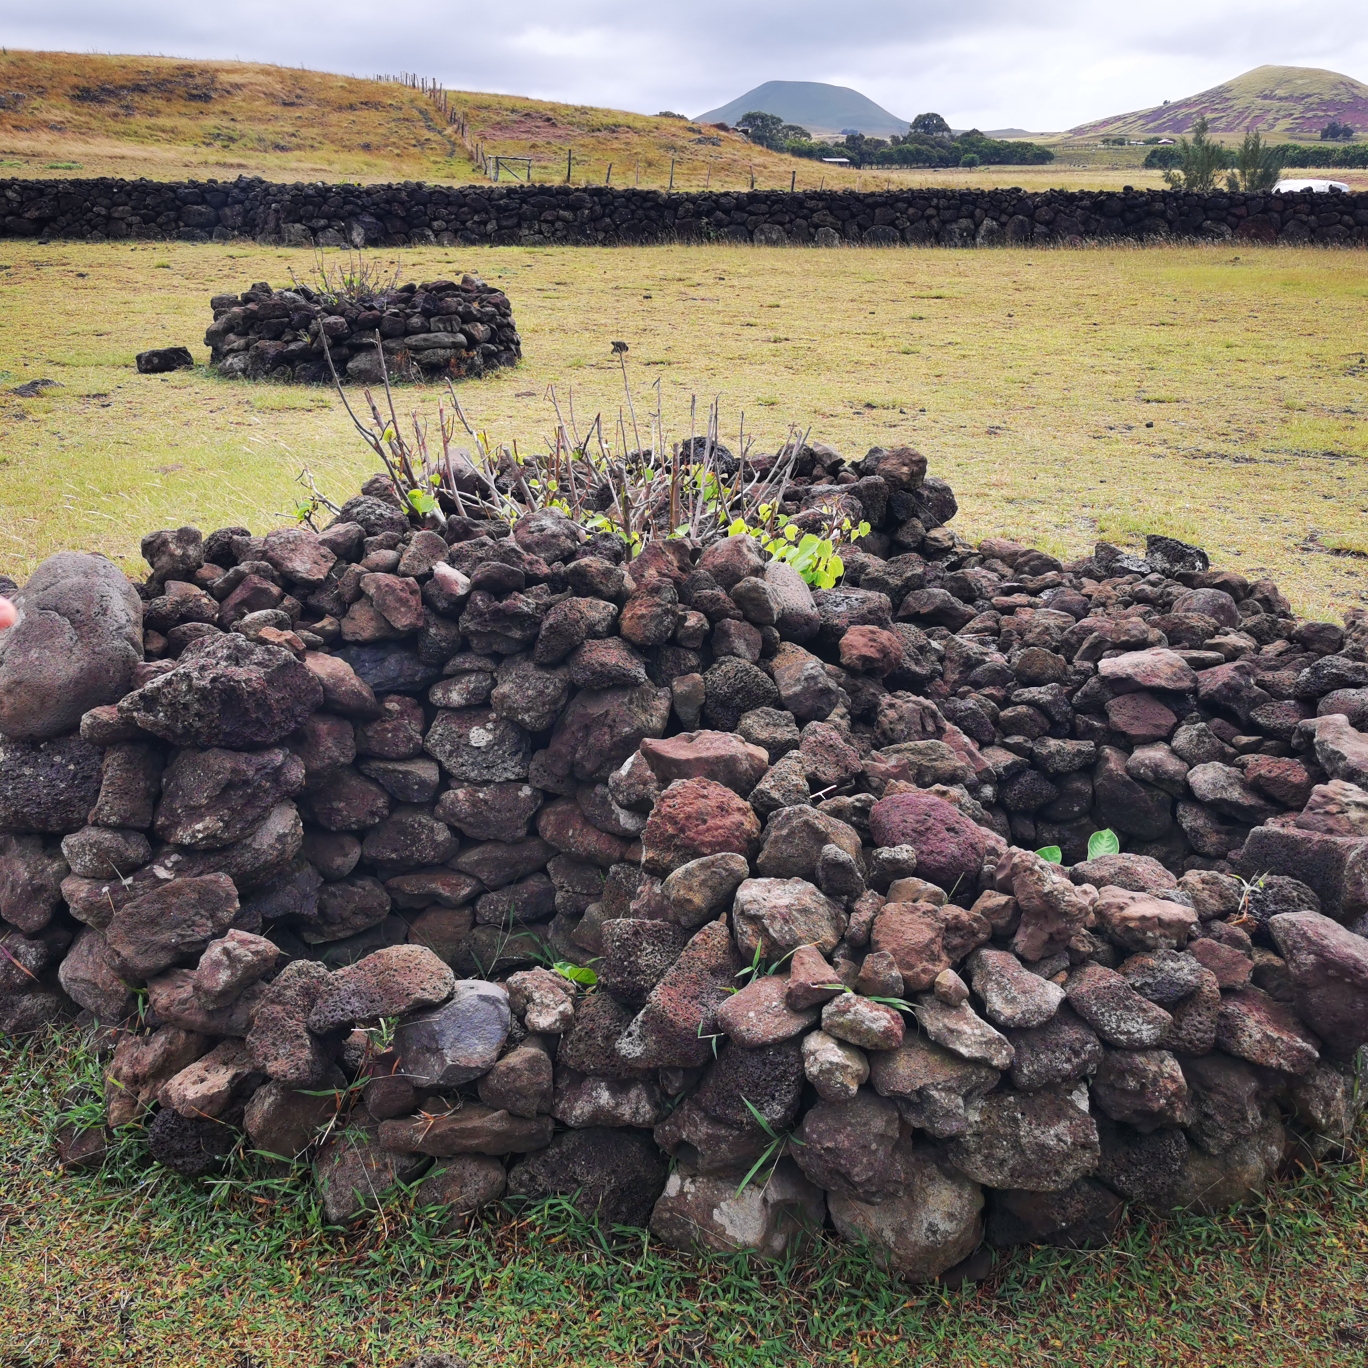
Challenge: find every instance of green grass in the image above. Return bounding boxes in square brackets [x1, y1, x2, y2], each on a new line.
[2, 1027, 1367, 1367]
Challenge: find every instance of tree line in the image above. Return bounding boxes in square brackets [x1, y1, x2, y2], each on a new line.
[734, 111, 1055, 168]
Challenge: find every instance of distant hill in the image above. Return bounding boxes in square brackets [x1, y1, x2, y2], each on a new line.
[1070, 65, 1368, 140]
[696, 81, 910, 138]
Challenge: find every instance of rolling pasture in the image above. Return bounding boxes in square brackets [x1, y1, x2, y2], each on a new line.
[0, 239, 1363, 620]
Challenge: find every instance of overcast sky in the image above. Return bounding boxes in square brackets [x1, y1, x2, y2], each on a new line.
[8, 0, 1368, 131]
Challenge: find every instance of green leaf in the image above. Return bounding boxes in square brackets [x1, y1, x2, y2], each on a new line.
[735, 1137, 781, 1195]
[740, 1096, 780, 1141]
[1034, 845, 1063, 865]
[1088, 828, 1121, 860]
[407, 488, 438, 516]
[553, 961, 598, 986]
[865, 995, 917, 1013]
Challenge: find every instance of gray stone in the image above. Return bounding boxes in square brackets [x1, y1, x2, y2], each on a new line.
[153, 746, 305, 849]
[313, 1122, 430, 1224]
[118, 635, 323, 748]
[732, 877, 846, 959]
[946, 1088, 1100, 1192]
[506, 1127, 667, 1225]
[650, 1159, 825, 1258]
[968, 948, 1066, 1029]
[1065, 962, 1173, 1048]
[662, 852, 750, 927]
[0, 552, 143, 741]
[424, 708, 530, 783]
[869, 1033, 1000, 1139]
[915, 998, 1015, 1069]
[0, 735, 104, 835]
[392, 980, 511, 1087]
[801, 1028, 870, 1102]
[827, 1141, 983, 1282]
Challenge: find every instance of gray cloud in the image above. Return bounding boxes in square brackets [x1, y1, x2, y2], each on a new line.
[7, 0, 1367, 130]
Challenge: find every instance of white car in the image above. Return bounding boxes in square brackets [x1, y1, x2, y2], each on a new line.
[1272, 178, 1351, 194]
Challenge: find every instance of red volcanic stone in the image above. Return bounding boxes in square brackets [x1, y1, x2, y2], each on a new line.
[536, 798, 629, 868]
[1104, 692, 1178, 744]
[638, 730, 769, 796]
[1243, 756, 1317, 810]
[838, 626, 905, 677]
[1098, 648, 1197, 694]
[868, 792, 987, 892]
[1188, 936, 1253, 990]
[640, 777, 762, 876]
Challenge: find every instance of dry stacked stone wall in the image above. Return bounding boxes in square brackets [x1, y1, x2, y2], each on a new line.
[1, 450, 1367, 1272]
[205, 276, 521, 384]
[3, 176, 1367, 248]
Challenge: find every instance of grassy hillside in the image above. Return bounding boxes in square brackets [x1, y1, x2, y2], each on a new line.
[0, 49, 903, 191]
[0, 50, 471, 182]
[0, 48, 1285, 193]
[1070, 64, 1368, 141]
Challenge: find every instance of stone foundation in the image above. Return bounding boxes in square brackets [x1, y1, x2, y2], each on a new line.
[1, 446, 1365, 1273]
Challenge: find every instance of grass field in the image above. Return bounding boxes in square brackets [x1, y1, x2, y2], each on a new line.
[1, 1027, 1366, 1368]
[0, 237, 1364, 620]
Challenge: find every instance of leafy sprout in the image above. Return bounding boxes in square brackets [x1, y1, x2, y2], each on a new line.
[553, 961, 598, 987]
[726, 508, 871, 589]
[1034, 844, 1063, 864]
[1087, 828, 1120, 860]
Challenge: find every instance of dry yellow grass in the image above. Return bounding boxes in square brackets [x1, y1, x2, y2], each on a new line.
[0, 48, 1056, 193]
[11, 49, 1362, 195]
[0, 237, 1364, 621]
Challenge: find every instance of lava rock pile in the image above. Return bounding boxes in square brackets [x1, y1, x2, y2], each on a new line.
[205, 275, 520, 384]
[0, 444, 1365, 1277]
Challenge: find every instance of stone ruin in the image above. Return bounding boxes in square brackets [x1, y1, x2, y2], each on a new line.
[205, 276, 521, 384]
[0, 445, 1365, 1278]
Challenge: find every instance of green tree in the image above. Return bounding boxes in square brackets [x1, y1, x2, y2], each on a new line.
[911, 112, 951, 137]
[738, 111, 785, 149]
[837, 133, 888, 167]
[1321, 120, 1355, 141]
[1226, 127, 1283, 192]
[1162, 117, 1227, 193]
